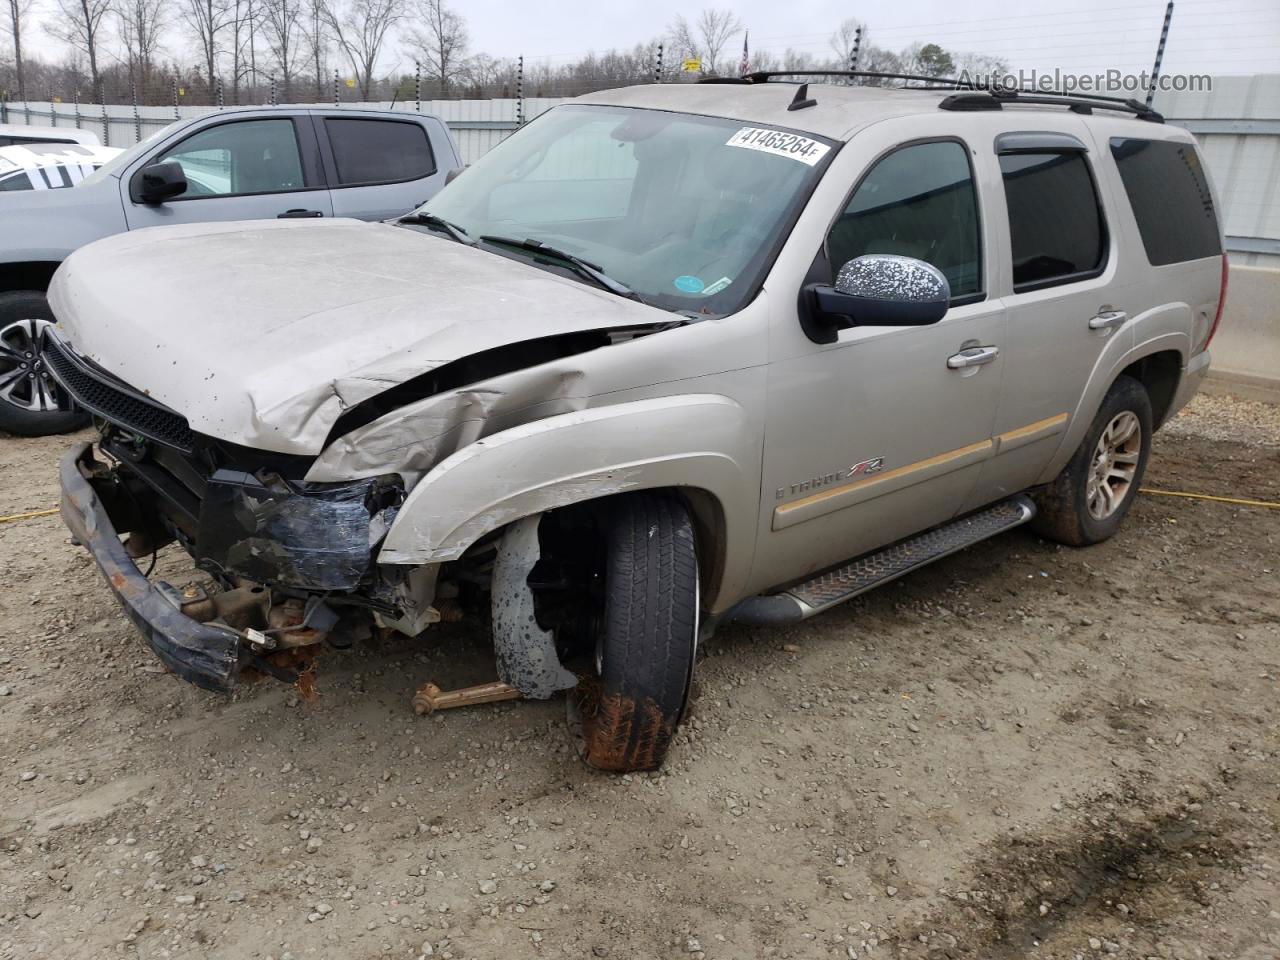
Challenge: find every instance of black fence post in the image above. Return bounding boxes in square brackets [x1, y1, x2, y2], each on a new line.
[1146, 0, 1175, 108]
[172, 78, 180, 119]
[516, 55, 524, 126]
[217, 77, 224, 109]
[74, 89, 81, 129]
[654, 43, 663, 83]
[851, 27, 862, 75]
[48, 91, 56, 125]
[415, 61, 421, 112]
[131, 82, 141, 142]
[270, 75, 277, 105]
[98, 82, 108, 147]
[334, 69, 340, 107]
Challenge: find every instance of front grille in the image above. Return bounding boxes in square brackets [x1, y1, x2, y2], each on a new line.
[43, 332, 197, 452]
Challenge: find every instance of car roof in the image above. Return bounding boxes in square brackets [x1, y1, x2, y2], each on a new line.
[573, 82, 1187, 143]
[574, 83, 959, 141]
[0, 122, 101, 145]
[0, 142, 122, 170]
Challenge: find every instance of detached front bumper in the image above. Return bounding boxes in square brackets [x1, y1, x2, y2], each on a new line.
[60, 442, 242, 692]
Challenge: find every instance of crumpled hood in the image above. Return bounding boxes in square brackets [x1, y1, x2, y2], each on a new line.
[49, 218, 665, 454]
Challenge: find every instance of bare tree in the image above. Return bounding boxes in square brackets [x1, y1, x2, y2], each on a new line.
[828, 17, 863, 69]
[696, 8, 740, 76]
[667, 7, 741, 76]
[259, 0, 300, 98]
[3, 0, 35, 99]
[322, 0, 400, 99]
[226, 0, 257, 100]
[405, 0, 463, 97]
[44, 0, 111, 89]
[115, 0, 166, 93]
[182, 0, 229, 91]
[300, 0, 326, 97]
[666, 15, 700, 71]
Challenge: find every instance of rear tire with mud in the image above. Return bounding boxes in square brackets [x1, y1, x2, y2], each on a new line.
[1031, 375, 1153, 547]
[574, 492, 698, 773]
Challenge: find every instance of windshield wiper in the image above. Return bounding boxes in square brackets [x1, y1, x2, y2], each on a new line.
[399, 211, 476, 246]
[479, 235, 642, 302]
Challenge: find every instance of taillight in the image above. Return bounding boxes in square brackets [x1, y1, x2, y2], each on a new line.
[1204, 253, 1229, 349]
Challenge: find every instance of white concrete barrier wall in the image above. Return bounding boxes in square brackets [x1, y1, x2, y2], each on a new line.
[1211, 265, 1280, 386]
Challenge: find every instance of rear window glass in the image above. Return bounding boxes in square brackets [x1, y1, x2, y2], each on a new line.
[1109, 138, 1221, 265]
[326, 119, 435, 186]
[0, 170, 33, 191]
[999, 151, 1106, 289]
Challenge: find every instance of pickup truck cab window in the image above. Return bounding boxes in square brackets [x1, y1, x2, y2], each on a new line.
[157, 118, 305, 198]
[418, 104, 835, 315]
[325, 118, 435, 186]
[999, 149, 1107, 290]
[826, 139, 982, 300]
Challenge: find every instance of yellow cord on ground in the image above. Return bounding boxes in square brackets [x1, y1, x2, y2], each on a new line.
[1140, 488, 1280, 509]
[0, 506, 59, 524]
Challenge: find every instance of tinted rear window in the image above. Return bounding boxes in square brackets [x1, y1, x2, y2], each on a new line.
[326, 119, 435, 186]
[999, 151, 1106, 289]
[1109, 138, 1221, 265]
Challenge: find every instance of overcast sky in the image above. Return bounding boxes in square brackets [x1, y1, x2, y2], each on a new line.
[20, 0, 1280, 77]
[447, 0, 1275, 76]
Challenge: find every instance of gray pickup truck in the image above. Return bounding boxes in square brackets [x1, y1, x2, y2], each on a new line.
[49, 76, 1224, 773]
[0, 107, 461, 435]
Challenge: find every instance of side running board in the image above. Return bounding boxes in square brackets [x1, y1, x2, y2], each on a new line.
[729, 495, 1036, 625]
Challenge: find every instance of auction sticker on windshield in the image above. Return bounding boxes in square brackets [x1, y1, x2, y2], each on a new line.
[725, 127, 831, 166]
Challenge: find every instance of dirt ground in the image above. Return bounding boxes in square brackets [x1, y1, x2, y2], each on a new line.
[1, 393, 1277, 960]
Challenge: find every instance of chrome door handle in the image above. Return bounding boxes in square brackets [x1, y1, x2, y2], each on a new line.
[1089, 309, 1127, 331]
[947, 345, 999, 369]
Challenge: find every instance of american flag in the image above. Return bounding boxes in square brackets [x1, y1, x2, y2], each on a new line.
[740, 31, 750, 77]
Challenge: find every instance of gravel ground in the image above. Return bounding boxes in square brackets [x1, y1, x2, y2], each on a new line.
[0, 392, 1277, 960]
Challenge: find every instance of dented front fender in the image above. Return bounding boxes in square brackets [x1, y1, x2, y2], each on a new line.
[377, 394, 759, 610]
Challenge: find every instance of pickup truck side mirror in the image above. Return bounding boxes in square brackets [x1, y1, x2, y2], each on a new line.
[444, 165, 467, 186]
[801, 254, 951, 343]
[134, 162, 188, 204]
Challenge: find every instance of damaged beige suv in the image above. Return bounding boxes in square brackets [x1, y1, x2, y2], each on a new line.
[50, 75, 1226, 772]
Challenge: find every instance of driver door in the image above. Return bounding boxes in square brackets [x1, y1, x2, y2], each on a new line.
[123, 116, 332, 229]
[759, 132, 1007, 584]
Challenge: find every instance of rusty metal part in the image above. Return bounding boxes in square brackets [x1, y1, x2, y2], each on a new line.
[412, 681, 522, 715]
[178, 582, 272, 631]
[435, 598, 464, 623]
[124, 531, 158, 559]
[59, 443, 240, 693]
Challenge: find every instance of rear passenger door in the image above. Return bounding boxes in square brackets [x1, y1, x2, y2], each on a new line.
[317, 115, 445, 220]
[965, 125, 1129, 508]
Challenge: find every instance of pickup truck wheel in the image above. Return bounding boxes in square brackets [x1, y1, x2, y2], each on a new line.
[0, 293, 90, 436]
[1031, 375, 1152, 546]
[573, 493, 698, 773]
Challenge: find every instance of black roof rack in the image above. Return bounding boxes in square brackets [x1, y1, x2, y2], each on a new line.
[939, 89, 1163, 123]
[698, 70, 1164, 123]
[701, 70, 975, 89]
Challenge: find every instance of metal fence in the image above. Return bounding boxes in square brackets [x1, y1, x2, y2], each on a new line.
[0, 95, 568, 164]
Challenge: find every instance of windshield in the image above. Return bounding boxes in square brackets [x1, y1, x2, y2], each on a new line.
[77, 123, 175, 187]
[417, 105, 835, 314]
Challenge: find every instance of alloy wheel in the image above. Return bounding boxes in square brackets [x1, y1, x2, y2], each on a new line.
[0, 319, 73, 413]
[1086, 410, 1142, 520]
